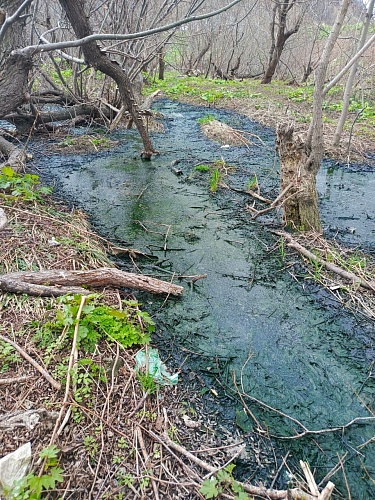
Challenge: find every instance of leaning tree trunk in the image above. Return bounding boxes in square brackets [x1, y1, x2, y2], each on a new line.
[0, 0, 33, 118]
[276, 124, 321, 231]
[58, 0, 157, 159]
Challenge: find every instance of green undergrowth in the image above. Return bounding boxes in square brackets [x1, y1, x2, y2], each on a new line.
[143, 73, 258, 104]
[200, 464, 249, 499]
[36, 294, 153, 354]
[4, 445, 63, 500]
[191, 159, 229, 193]
[143, 72, 375, 130]
[0, 166, 52, 202]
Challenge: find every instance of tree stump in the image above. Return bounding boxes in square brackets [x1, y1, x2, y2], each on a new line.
[276, 123, 322, 232]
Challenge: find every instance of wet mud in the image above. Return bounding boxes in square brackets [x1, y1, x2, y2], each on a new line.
[32, 100, 375, 497]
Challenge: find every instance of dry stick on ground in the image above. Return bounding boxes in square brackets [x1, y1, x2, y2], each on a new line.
[0, 267, 184, 297]
[235, 379, 375, 440]
[0, 207, 7, 229]
[137, 427, 160, 500]
[147, 430, 321, 500]
[0, 375, 34, 384]
[275, 231, 375, 291]
[223, 182, 273, 204]
[0, 334, 61, 390]
[246, 182, 295, 219]
[300, 460, 320, 497]
[48, 295, 86, 450]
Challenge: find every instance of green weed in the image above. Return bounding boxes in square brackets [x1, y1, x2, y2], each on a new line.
[137, 371, 158, 395]
[209, 167, 222, 193]
[0, 340, 21, 373]
[197, 114, 216, 125]
[84, 435, 98, 460]
[246, 175, 258, 191]
[194, 164, 211, 172]
[200, 464, 248, 499]
[5, 445, 63, 499]
[73, 359, 107, 403]
[0, 167, 52, 202]
[38, 294, 153, 353]
[117, 437, 129, 450]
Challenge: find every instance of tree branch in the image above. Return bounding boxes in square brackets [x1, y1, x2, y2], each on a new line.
[0, 0, 34, 44]
[16, 0, 244, 57]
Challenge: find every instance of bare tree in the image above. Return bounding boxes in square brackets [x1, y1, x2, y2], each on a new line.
[261, 0, 305, 84]
[333, 0, 374, 147]
[0, 0, 244, 161]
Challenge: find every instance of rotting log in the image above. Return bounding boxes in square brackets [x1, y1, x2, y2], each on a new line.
[0, 268, 184, 297]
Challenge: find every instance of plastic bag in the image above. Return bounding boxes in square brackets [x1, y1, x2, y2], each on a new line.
[135, 347, 178, 386]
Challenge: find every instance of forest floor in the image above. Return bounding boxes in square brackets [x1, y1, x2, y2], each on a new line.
[0, 190, 319, 499]
[0, 75, 374, 499]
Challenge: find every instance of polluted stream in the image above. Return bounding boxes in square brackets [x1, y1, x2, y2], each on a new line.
[33, 100, 375, 498]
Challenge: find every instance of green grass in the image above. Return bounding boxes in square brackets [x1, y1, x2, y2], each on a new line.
[143, 73, 255, 103]
[197, 114, 217, 125]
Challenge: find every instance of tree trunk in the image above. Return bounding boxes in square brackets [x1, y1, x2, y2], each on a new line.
[0, 0, 33, 119]
[261, 0, 301, 85]
[5, 103, 110, 134]
[276, 0, 350, 233]
[276, 124, 321, 231]
[58, 0, 158, 159]
[158, 48, 165, 80]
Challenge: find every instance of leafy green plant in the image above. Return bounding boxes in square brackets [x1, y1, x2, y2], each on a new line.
[39, 294, 153, 352]
[194, 164, 211, 173]
[200, 464, 249, 499]
[117, 437, 129, 450]
[209, 167, 222, 193]
[6, 445, 63, 499]
[84, 435, 98, 459]
[197, 114, 216, 125]
[246, 175, 258, 191]
[117, 472, 135, 488]
[0, 167, 52, 202]
[73, 359, 107, 403]
[0, 340, 21, 373]
[59, 136, 75, 147]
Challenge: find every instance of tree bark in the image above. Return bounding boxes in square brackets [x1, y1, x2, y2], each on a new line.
[0, 268, 184, 297]
[0, 136, 27, 169]
[57, 0, 157, 159]
[276, 124, 321, 231]
[0, 0, 33, 118]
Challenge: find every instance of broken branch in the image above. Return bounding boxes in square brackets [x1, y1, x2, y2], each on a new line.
[275, 231, 375, 291]
[0, 267, 184, 297]
[0, 334, 61, 390]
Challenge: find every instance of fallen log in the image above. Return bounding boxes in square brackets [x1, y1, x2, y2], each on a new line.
[0, 267, 184, 297]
